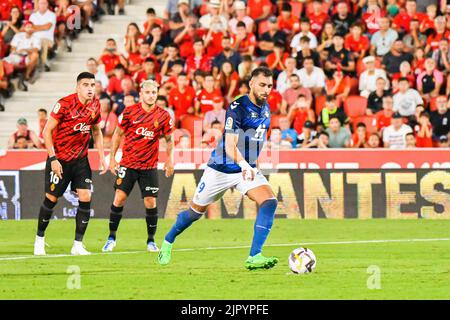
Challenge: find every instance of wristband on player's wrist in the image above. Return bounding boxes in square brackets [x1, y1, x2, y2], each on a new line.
[49, 156, 58, 162]
[238, 160, 252, 171]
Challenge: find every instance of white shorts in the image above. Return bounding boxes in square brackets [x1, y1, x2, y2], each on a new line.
[193, 166, 270, 207]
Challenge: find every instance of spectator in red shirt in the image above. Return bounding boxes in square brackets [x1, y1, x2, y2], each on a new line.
[309, 0, 327, 36]
[365, 132, 382, 148]
[345, 22, 370, 61]
[267, 89, 282, 113]
[174, 13, 206, 59]
[392, 61, 416, 93]
[287, 94, 316, 134]
[425, 16, 450, 54]
[134, 58, 162, 87]
[143, 7, 164, 37]
[392, 0, 427, 34]
[128, 42, 154, 75]
[266, 41, 289, 77]
[246, 0, 271, 22]
[326, 70, 351, 101]
[107, 64, 131, 96]
[415, 111, 433, 147]
[419, 4, 437, 35]
[99, 38, 127, 76]
[185, 38, 212, 78]
[376, 95, 394, 131]
[169, 72, 196, 119]
[232, 21, 256, 56]
[351, 122, 369, 148]
[195, 73, 221, 115]
[362, 1, 386, 35]
[277, 2, 300, 36]
[215, 60, 239, 103]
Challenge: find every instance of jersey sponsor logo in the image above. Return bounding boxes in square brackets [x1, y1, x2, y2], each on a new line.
[74, 123, 91, 133]
[225, 117, 233, 130]
[136, 127, 155, 139]
[53, 103, 61, 114]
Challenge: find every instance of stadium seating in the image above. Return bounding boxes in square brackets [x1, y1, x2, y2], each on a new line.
[344, 96, 368, 119]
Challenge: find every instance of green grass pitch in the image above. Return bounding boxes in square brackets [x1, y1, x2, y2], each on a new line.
[1, 219, 450, 299]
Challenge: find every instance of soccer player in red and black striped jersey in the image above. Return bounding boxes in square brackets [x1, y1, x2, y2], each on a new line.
[34, 72, 108, 256]
[102, 79, 174, 253]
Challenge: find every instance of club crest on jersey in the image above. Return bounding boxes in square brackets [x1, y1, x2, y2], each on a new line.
[91, 111, 96, 119]
[53, 103, 61, 114]
[50, 184, 55, 191]
[225, 117, 233, 130]
[136, 127, 155, 139]
[154, 119, 159, 128]
[74, 123, 91, 133]
[116, 178, 122, 185]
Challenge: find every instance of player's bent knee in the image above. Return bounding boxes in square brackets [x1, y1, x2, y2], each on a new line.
[143, 197, 156, 209]
[190, 202, 208, 214]
[113, 189, 128, 206]
[45, 193, 58, 203]
[76, 189, 91, 202]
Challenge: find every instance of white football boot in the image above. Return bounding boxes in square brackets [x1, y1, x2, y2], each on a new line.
[34, 235, 46, 256]
[71, 240, 91, 255]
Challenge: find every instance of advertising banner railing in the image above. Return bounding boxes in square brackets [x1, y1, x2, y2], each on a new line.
[7, 169, 450, 220]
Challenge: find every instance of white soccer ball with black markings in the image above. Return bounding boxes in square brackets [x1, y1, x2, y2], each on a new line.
[288, 247, 316, 274]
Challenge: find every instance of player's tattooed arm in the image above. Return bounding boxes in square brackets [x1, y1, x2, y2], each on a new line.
[108, 127, 125, 175]
[164, 134, 174, 177]
[92, 123, 108, 175]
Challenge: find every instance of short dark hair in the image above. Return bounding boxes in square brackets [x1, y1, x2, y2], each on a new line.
[356, 122, 367, 129]
[156, 95, 168, 106]
[38, 108, 47, 114]
[329, 115, 342, 124]
[106, 38, 116, 43]
[398, 77, 410, 83]
[77, 72, 95, 82]
[406, 132, 415, 138]
[251, 66, 273, 79]
[300, 36, 311, 43]
[281, 3, 292, 12]
[319, 132, 329, 138]
[236, 21, 246, 28]
[326, 94, 336, 102]
[114, 64, 126, 71]
[146, 8, 155, 15]
[211, 119, 222, 127]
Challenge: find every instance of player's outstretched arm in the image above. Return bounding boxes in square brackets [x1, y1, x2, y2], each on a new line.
[91, 123, 108, 175]
[108, 127, 125, 176]
[163, 134, 174, 177]
[42, 116, 63, 179]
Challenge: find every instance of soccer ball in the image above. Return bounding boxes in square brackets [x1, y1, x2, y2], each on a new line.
[288, 247, 316, 274]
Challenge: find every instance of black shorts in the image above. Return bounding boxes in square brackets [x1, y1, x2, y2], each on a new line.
[114, 166, 159, 198]
[45, 156, 92, 198]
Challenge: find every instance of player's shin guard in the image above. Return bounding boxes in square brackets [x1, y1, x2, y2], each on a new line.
[249, 198, 277, 257]
[37, 197, 57, 237]
[164, 208, 203, 243]
[146, 207, 158, 243]
[75, 201, 91, 241]
[108, 204, 123, 240]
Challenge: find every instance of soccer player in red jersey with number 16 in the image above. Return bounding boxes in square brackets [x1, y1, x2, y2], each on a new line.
[34, 72, 108, 256]
[102, 79, 174, 253]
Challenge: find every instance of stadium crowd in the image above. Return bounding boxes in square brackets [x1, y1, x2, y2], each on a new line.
[5, 0, 450, 150]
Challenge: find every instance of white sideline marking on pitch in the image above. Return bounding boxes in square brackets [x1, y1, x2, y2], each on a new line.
[1, 237, 450, 261]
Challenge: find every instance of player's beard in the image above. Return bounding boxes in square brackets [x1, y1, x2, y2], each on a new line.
[254, 94, 268, 107]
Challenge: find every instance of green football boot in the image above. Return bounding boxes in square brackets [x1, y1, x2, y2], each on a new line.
[158, 240, 173, 265]
[245, 253, 279, 270]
